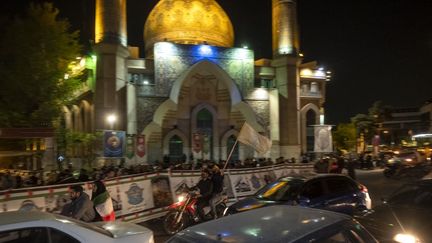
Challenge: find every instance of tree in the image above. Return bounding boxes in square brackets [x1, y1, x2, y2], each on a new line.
[0, 3, 82, 127]
[368, 101, 392, 123]
[333, 123, 357, 151]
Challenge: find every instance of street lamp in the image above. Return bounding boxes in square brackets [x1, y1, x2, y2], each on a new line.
[106, 114, 117, 130]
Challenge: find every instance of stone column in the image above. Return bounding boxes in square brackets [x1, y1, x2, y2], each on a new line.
[272, 56, 302, 159]
[94, 0, 129, 131]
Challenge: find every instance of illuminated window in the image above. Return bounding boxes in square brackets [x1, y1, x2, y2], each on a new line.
[128, 73, 155, 85]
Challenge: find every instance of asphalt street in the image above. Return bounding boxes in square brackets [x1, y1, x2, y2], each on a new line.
[142, 168, 408, 243]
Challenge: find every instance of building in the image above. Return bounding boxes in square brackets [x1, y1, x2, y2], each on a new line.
[64, 0, 330, 166]
[377, 101, 432, 146]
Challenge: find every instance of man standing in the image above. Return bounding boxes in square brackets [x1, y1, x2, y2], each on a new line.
[61, 185, 95, 222]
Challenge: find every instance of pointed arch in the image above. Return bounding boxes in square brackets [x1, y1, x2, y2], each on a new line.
[220, 129, 239, 160]
[300, 103, 321, 153]
[191, 103, 219, 160]
[163, 128, 189, 155]
[170, 60, 242, 106]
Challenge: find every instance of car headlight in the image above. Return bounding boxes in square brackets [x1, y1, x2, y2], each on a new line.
[404, 158, 413, 162]
[393, 233, 419, 243]
[177, 195, 186, 203]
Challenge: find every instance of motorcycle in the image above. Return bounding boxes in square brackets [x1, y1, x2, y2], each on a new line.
[163, 186, 227, 235]
[384, 161, 431, 179]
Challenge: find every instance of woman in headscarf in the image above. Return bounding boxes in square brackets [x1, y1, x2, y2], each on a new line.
[91, 180, 115, 221]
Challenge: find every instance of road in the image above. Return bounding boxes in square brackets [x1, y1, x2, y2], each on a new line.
[142, 168, 407, 243]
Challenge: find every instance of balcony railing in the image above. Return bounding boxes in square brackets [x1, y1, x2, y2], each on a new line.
[300, 90, 322, 98]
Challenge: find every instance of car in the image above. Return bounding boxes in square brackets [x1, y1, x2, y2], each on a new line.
[387, 150, 424, 166]
[0, 211, 154, 243]
[167, 205, 378, 243]
[357, 179, 432, 243]
[224, 174, 371, 216]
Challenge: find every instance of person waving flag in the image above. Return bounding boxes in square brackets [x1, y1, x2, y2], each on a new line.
[91, 180, 115, 222]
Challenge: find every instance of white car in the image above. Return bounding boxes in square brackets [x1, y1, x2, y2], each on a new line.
[0, 211, 154, 243]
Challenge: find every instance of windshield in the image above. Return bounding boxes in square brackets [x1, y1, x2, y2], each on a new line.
[254, 178, 304, 201]
[54, 214, 114, 238]
[388, 184, 432, 208]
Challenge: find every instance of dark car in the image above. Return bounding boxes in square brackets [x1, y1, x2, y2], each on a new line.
[357, 179, 432, 243]
[168, 205, 378, 243]
[224, 174, 371, 216]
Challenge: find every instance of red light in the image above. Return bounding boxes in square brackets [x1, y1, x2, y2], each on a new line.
[359, 184, 368, 193]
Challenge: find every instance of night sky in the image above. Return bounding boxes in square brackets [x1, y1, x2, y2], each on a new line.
[1, 0, 431, 124]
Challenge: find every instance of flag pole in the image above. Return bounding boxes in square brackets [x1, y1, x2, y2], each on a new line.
[223, 139, 239, 170]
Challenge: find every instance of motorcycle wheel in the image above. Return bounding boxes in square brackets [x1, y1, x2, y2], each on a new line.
[163, 210, 187, 235]
[215, 203, 227, 217]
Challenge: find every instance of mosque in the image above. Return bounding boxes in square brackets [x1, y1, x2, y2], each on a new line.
[64, 0, 330, 165]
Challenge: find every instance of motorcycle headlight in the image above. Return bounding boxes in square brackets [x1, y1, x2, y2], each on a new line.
[177, 195, 186, 203]
[404, 158, 413, 162]
[393, 233, 419, 243]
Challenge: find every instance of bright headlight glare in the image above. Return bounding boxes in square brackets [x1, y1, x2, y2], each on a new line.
[177, 195, 185, 202]
[393, 233, 418, 243]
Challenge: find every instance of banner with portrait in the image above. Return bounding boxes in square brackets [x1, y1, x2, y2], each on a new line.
[103, 130, 126, 157]
[192, 133, 202, 153]
[314, 125, 333, 153]
[136, 135, 146, 157]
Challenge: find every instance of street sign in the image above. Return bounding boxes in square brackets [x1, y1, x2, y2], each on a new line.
[57, 155, 65, 162]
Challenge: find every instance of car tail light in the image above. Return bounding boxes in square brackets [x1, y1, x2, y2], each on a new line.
[359, 184, 368, 193]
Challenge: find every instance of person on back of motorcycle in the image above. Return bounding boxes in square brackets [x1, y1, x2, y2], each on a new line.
[210, 165, 224, 219]
[194, 169, 213, 221]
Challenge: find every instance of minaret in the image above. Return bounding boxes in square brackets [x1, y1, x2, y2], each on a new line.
[94, 0, 133, 133]
[272, 0, 300, 56]
[271, 0, 302, 159]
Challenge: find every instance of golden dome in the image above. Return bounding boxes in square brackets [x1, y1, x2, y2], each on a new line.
[144, 0, 234, 53]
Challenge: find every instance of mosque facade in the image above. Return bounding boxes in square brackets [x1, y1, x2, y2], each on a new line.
[65, 0, 330, 165]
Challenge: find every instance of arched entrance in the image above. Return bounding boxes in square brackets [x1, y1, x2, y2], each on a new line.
[169, 135, 184, 162]
[197, 108, 213, 160]
[227, 135, 239, 163]
[306, 109, 317, 152]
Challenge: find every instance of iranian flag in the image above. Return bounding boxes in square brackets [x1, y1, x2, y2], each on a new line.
[93, 191, 115, 221]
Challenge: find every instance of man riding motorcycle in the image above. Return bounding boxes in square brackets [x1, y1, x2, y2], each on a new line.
[210, 165, 224, 219]
[194, 169, 213, 220]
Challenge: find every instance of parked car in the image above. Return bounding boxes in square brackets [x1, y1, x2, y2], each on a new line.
[357, 179, 432, 243]
[224, 174, 371, 216]
[167, 205, 378, 243]
[0, 211, 154, 243]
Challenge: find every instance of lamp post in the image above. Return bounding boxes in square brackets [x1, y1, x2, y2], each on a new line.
[106, 114, 117, 130]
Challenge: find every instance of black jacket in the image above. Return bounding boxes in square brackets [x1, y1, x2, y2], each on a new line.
[61, 193, 95, 222]
[212, 173, 224, 194]
[196, 178, 213, 200]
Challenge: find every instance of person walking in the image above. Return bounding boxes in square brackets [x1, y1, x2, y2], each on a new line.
[347, 159, 357, 180]
[61, 185, 95, 222]
[91, 180, 115, 222]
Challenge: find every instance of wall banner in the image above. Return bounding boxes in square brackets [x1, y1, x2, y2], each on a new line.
[104, 130, 126, 157]
[0, 165, 314, 223]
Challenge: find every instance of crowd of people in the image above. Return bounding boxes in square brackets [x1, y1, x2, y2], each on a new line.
[0, 156, 313, 190]
[60, 180, 115, 222]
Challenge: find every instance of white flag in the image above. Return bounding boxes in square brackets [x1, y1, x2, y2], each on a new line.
[238, 122, 272, 154]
